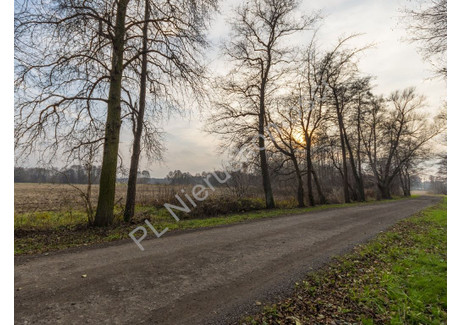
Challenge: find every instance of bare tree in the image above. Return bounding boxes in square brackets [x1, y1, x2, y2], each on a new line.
[76, 142, 100, 225]
[435, 105, 447, 189]
[15, 0, 217, 226]
[208, 0, 318, 208]
[344, 77, 374, 201]
[122, 0, 217, 222]
[14, 0, 133, 226]
[266, 97, 307, 207]
[361, 88, 440, 199]
[323, 35, 369, 202]
[123, 0, 151, 222]
[15, 0, 113, 164]
[294, 38, 335, 205]
[53, 137, 101, 225]
[94, 0, 132, 226]
[330, 77, 373, 202]
[402, 0, 447, 77]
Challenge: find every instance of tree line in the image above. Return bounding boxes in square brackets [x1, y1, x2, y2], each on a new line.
[206, 0, 445, 208]
[14, 166, 101, 184]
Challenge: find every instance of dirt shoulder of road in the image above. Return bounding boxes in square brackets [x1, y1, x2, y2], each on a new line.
[240, 196, 447, 325]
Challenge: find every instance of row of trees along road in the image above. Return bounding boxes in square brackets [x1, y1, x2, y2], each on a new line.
[207, 0, 445, 207]
[15, 0, 446, 226]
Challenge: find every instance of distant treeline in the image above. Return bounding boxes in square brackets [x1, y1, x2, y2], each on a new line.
[13, 167, 255, 187]
[14, 166, 102, 184]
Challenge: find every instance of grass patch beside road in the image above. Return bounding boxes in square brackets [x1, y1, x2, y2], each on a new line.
[15, 196, 416, 255]
[242, 197, 447, 325]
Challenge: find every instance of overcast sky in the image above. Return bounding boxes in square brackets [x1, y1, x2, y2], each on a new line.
[117, 0, 446, 178]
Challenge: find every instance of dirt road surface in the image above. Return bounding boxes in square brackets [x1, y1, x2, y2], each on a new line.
[14, 196, 440, 324]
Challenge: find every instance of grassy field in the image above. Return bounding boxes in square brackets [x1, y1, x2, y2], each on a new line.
[242, 197, 447, 324]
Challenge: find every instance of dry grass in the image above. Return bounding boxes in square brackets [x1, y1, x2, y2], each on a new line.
[14, 183, 198, 213]
[14, 183, 297, 214]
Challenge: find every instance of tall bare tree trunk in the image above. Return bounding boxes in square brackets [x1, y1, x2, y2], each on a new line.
[407, 175, 411, 196]
[306, 138, 315, 206]
[292, 158, 305, 207]
[259, 76, 275, 209]
[94, 0, 130, 227]
[378, 182, 392, 200]
[356, 103, 365, 201]
[124, 0, 149, 222]
[338, 125, 350, 203]
[333, 91, 351, 203]
[312, 167, 327, 204]
[85, 163, 94, 225]
[343, 131, 365, 201]
[398, 166, 411, 197]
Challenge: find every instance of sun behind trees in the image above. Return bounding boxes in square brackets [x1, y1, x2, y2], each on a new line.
[207, 0, 319, 209]
[15, 0, 445, 227]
